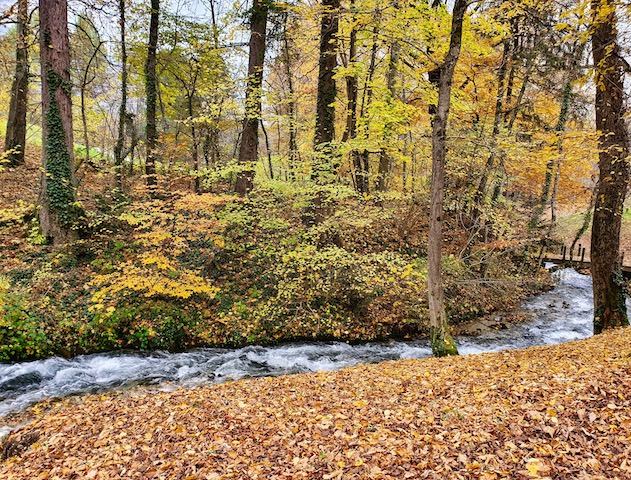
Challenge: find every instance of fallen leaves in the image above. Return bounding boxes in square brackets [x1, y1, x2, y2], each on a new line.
[2, 328, 631, 479]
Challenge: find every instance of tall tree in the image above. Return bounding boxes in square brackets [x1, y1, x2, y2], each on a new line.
[236, 0, 268, 196]
[39, 0, 82, 244]
[145, 0, 160, 191]
[281, 11, 299, 176]
[4, 0, 29, 166]
[113, 0, 128, 191]
[427, 0, 469, 357]
[312, 0, 340, 180]
[590, 0, 629, 333]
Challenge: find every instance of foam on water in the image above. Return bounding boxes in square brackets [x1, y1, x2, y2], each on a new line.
[0, 267, 600, 437]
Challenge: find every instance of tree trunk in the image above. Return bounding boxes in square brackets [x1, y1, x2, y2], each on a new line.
[473, 38, 510, 213]
[590, 0, 629, 333]
[282, 13, 299, 177]
[427, 0, 468, 357]
[4, 0, 29, 166]
[188, 91, 200, 193]
[145, 0, 159, 191]
[343, 1, 365, 193]
[376, 39, 400, 192]
[312, 0, 340, 180]
[531, 81, 572, 228]
[113, 0, 127, 191]
[39, 0, 83, 245]
[236, 0, 268, 196]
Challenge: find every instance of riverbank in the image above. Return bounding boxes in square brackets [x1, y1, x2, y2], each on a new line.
[2, 327, 630, 478]
[1, 154, 551, 362]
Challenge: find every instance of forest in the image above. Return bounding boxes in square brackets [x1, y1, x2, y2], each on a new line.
[0, 0, 629, 363]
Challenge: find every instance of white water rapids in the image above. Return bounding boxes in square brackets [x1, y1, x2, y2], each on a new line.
[0, 268, 597, 435]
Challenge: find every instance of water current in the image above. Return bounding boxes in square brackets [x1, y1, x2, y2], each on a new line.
[0, 267, 594, 436]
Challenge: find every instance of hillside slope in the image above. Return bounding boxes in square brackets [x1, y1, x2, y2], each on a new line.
[2, 328, 631, 479]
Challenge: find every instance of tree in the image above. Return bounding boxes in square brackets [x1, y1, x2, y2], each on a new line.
[236, 0, 268, 196]
[427, 0, 469, 357]
[71, 13, 106, 172]
[145, 0, 160, 191]
[312, 0, 340, 180]
[113, 0, 128, 191]
[590, 0, 629, 333]
[39, 0, 83, 244]
[4, 0, 29, 166]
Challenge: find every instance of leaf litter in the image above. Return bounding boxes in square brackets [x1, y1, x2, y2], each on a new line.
[2, 328, 631, 479]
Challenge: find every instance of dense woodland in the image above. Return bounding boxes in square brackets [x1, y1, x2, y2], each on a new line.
[0, 0, 629, 361]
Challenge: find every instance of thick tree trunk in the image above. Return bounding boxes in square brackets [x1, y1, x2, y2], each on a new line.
[113, 0, 127, 191]
[427, 0, 468, 357]
[39, 0, 82, 244]
[312, 0, 340, 180]
[590, 0, 629, 333]
[236, 0, 268, 196]
[4, 0, 29, 166]
[145, 0, 159, 191]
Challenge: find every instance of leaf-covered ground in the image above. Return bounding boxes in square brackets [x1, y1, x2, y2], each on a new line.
[2, 329, 631, 479]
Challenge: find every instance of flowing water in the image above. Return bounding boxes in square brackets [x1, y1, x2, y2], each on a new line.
[0, 267, 594, 434]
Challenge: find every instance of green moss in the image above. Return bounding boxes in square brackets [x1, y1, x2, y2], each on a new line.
[430, 325, 459, 357]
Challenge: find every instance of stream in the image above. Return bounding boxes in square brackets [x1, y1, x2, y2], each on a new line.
[0, 267, 594, 436]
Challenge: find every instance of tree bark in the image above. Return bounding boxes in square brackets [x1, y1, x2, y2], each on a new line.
[282, 12, 299, 177]
[590, 0, 629, 333]
[113, 0, 127, 191]
[342, 1, 365, 193]
[376, 39, 400, 192]
[473, 38, 510, 214]
[145, 0, 159, 191]
[312, 0, 340, 180]
[39, 0, 82, 244]
[531, 81, 572, 229]
[427, 0, 468, 357]
[236, 0, 268, 196]
[4, 0, 29, 166]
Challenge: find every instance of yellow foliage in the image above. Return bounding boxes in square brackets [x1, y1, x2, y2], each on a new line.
[91, 193, 227, 312]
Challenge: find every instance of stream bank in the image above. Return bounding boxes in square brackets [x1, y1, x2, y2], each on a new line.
[0, 268, 593, 426]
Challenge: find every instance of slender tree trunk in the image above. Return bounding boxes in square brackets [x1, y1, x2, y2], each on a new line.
[113, 0, 127, 191]
[531, 81, 572, 228]
[506, 55, 534, 133]
[354, 27, 379, 194]
[260, 119, 273, 180]
[188, 91, 200, 193]
[4, 0, 29, 166]
[343, 1, 365, 193]
[145, 0, 159, 191]
[236, 0, 268, 195]
[549, 153, 561, 233]
[376, 39, 399, 192]
[312, 0, 340, 180]
[427, 0, 468, 357]
[282, 13, 299, 176]
[39, 0, 83, 245]
[80, 85, 89, 168]
[590, 0, 629, 333]
[570, 190, 596, 256]
[473, 38, 510, 213]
